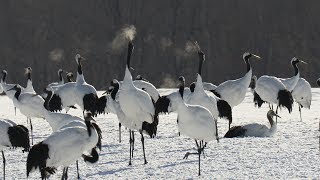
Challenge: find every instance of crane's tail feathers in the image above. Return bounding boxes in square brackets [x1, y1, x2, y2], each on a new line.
[83, 93, 99, 116]
[95, 96, 107, 115]
[48, 94, 63, 112]
[82, 148, 99, 163]
[142, 114, 159, 138]
[217, 99, 232, 124]
[278, 90, 294, 113]
[8, 125, 30, 152]
[27, 142, 54, 178]
[224, 126, 246, 138]
[92, 122, 102, 150]
[253, 91, 265, 108]
[155, 96, 170, 114]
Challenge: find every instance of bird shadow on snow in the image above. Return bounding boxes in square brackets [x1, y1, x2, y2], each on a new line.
[158, 159, 198, 169]
[86, 167, 131, 176]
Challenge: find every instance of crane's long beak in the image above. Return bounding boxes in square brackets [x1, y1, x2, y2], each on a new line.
[275, 114, 281, 118]
[252, 54, 262, 59]
[8, 87, 15, 91]
[300, 60, 307, 64]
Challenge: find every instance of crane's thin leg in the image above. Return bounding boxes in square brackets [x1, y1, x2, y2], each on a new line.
[14, 107, 16, 116]
[177, 118, 180, 136]
[299, 105, 302, 121]
[2, 151, 5, 180]
[140, 130, 148, 164]
[61, 168, 65, 180]
[65, 167, 68, 180]
[29, 118, 33, 145]
[119, 123, 122, 143]
[197, 141, 201, 176]
[132, 131, 135, 154]
[76, 160, 80, 179]
[275, 106, 279, 124]
[129, 130, 132, 166]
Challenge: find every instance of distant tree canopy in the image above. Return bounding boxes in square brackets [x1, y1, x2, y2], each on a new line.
[0, 0, 319, 91]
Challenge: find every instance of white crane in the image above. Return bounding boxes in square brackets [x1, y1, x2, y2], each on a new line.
[73, 54, 99, 116]
[171, 76, 218, 176]
[47, 69, 64, 89]
[118, 41, 156, 165]
[207, 52, 261, 108]
[253, 75, 294, 122]
[26, 113, 102, 180]
[187, 47, 232, 129]
[0, 119, 30, 180]
[279, 57, 307, 91]
[292, 78, 312, 121]
[224, 110, 279, 138]
[8, 85, 46, 144]
[41, 88, 100, 179]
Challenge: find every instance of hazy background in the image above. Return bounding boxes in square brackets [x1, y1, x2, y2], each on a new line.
[1, 0, 319, 91]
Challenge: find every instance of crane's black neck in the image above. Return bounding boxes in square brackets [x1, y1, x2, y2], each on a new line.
[179, 82, 185, 98]
[244, 56, 251, 73]
[111, 83, 119, 100]
[2, 71, 7, 82]
[14, 87, 21, 100]
[291, 61, 299, 76]
[85, 119, 92, 137]
[198, 52, 205, 75]
[127, 41, 134, 68]
[27, 71, 32, 81]
[77, 59, 83, 75]
[267, 114, 274, 126]
[189, 82, 195, 93]
[44, 90, 53, 110]
[58, 71, 63, 82]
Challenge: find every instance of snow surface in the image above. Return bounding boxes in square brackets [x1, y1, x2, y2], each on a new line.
[0, 89, 319, 179]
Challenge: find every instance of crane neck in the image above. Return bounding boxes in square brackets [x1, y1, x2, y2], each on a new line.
[111, 83, 119, 100]
[77, 59, 83, 75]
[1, 71, 7, 83]
[267, 114, 274, 127]
[292, 61, 299, 76]
[58, 71, 64, 83]
[14, 88, 21, 100]
[127, 41, 134, 69]
[244, 57, 251, 73]
[44, 90, 53, 111]
[198, 52, 205, 75]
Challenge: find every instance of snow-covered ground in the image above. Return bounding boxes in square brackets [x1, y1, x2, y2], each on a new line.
[0, 89, 319, 179]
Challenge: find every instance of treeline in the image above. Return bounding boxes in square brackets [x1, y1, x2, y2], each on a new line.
[0, 0, 319, 91]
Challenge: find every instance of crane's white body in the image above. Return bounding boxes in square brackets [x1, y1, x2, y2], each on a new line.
[255, 75, 287, 104]
[29, 125, 98, 172]
[240, 122, 277, 137]
[186, 74, 219, 119]
[202, 82, 217, 91]
[119, 67, 155, 128]
[168, 92, 217, 142]
[213, 69, 252, 108]
[292, 78, 312, 109]
[52, 82, 77, 110]
[279, 72, 300, 92]
[13, 92, 45, 119]
[41, 109, 85, 132]
[0, 119, 17, 150]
